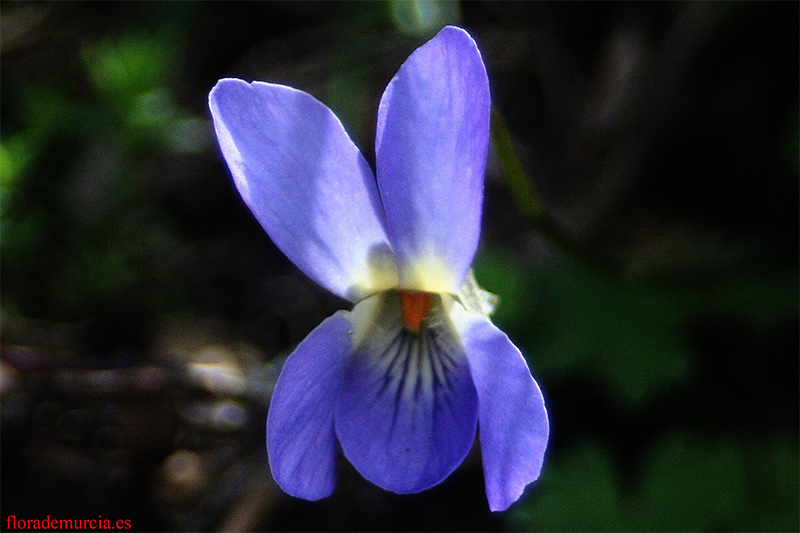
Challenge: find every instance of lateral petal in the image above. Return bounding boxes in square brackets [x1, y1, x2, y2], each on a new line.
[451, 306, 549, 511]
[210, 79, 397, 302]
[375, 26, 490, 293]
[335, 293, 478, 494]
[266, 312, 352, 500]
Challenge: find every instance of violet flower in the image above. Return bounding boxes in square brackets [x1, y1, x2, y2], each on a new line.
[209, 26, 548, 511]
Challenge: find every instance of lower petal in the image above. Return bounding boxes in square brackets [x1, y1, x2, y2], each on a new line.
[266, 312, 352, 500]
[451, 306, 549, 512]
[335, 293, 478, 494]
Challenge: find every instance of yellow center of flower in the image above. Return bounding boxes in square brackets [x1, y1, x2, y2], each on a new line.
[398, 290, 434, 333]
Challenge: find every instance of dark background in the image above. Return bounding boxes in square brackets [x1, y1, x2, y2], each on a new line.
[2, 2, 797, 531]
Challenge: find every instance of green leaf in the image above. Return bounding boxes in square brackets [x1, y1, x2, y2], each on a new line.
[475, 252, 690, 405]
[512, 434, 799, 531]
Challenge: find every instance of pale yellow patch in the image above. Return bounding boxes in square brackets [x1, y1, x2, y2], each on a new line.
[397, 254, 459, 295]
[345, 244, 400, 301]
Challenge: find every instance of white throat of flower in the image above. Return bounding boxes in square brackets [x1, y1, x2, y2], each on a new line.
[346, 269, 498, 381]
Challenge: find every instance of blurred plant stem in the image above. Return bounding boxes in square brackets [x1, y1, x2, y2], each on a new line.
[490, 107, 795, 285]
[491, 107, 621, 276]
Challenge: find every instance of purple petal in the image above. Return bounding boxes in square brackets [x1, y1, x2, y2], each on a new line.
[266, 312, 352, 500]
[209, 79, 396, 302]
[453, 308, 549, 511]
[334, 293, 478, 493]
[375, 26, 490, 293]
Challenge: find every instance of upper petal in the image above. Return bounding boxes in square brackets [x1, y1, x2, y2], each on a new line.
[210, 79, 397, 301]
[375, 26, 490, 293]
[266, 312, 352, 500]
[335, 293, 478, 494]
[451, 306, 549, 511]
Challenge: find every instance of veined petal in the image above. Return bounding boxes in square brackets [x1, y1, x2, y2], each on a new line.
[450, 305, 549, 511]
[266, 312, 352, 500]
[375, 26, 490, 293]
[210, 79, 397, 302]
[335, 293, 478, 494]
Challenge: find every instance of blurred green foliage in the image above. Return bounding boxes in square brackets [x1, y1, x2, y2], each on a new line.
[82, 30, 208, 154]
[481, 88, 798, 527]
[477, 252, 797, 406]
[511, 435, 798, 531]
[389, 0, 460, 37]
[2, 26, 209, 319]
[477, 253, 690, 405]
[476, 248, 798, 531]
[479, 19, 798, 522]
